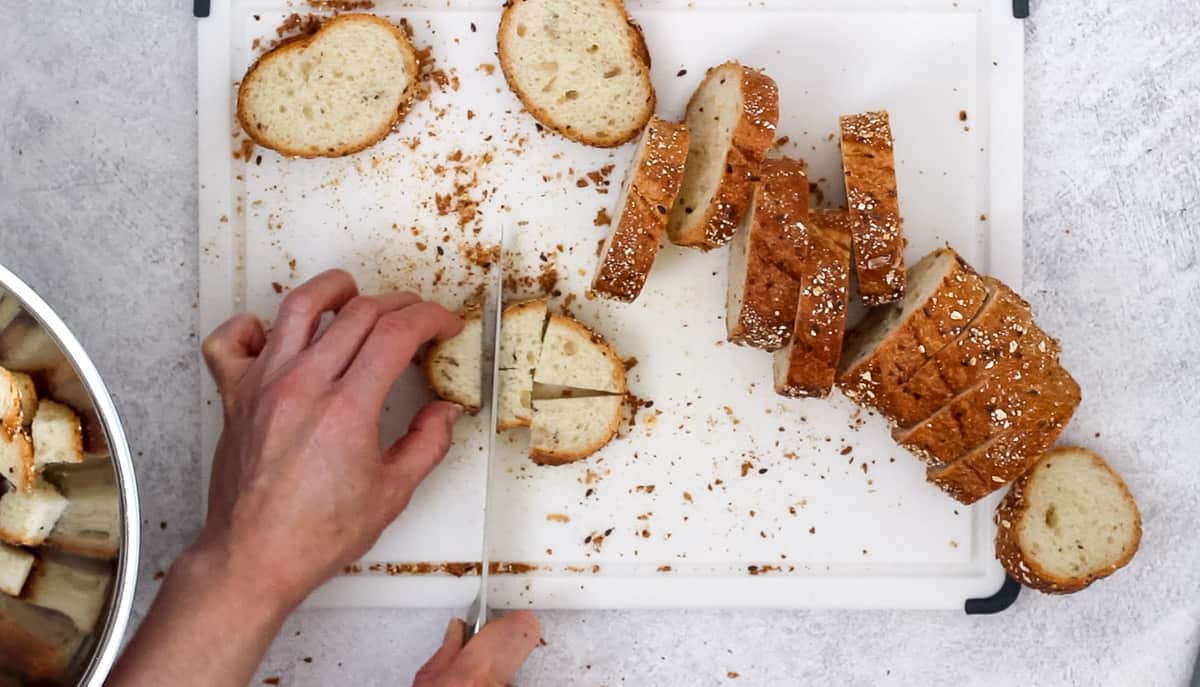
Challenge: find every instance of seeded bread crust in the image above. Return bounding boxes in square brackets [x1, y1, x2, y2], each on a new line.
[529, 395, 624, 465]
[668, 62, 779, 249]
[423, 306, 483, 413]
[593, 117, 689, 302]
[841, 110, 906, 304]
[726, 158, 809, 350]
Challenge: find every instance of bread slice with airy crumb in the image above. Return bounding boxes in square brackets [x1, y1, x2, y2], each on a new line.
[0, 593, 85, 682]
[498, 0, 655, 147]
[0, 431, 34, 493]
[530, 395, 624, 465]
[0, 478, 68, 546]
[0, 543, 33, 596]
[668, 62, 779, 249]
[424, 307, 483, 413]
[23, 554, 113, 633]
[497, 299, 549, 430]
[841, 110, 906, 305]
[31, 401, 83, 468]
[237, 14, 419, 158]
[593, 116, 689, 302]
[995, 447, 1140, 593]
[44, 462, 120, 561]
[534, 314, 626, 394]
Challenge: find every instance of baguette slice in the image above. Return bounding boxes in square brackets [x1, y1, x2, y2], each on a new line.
[44, 462, 121, 561]
[593, 116, 690, 302]
[878, 279, 1040, 426]
[726, 158, 809, 350]
[836, 248, 988, 409]
[995, 447, 1140, 593]
[237, 14, 419, 158]
[530, 395, 624, 465]
[0, 593, 85, 682]
[841, 110, 906, 305]
[534, 315, 627, 394]
[668, 62, 779, 249]
[773, 209, 853, 397]
[424, 307, 483, 414]
[497, 299, 549, 430]
[23, 554, 113, 633]
[32, 401, 83, 468]
[927, 364, 1080, 504]
[0, 431, 34, 493]
[0, 543, 34, 596]
[498, 0, 655, 147]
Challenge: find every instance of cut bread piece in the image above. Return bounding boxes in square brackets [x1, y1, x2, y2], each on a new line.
[424, 306, 483, 413]
[44, 462, 121, 561]
[23, 554, 113, 633]
[32, 401, 83, 468]
[668, 62, 779, 249]
[237, 14, 419, 158]
[0, 592, 85, 682]
[878, 279, 1041, 426]
[0, 543, 34, 596]
[836, 248, 988, 410]
[497, 299, 549, 430]
[0, 478, 68, 546]
[0, 369, 19, 433]
[840, 110, 906, 305]
[726, 158, 809, 350]
[0, 431, 34, 493]
[995, 447, 1140, 593]
[894, 327, 1063, 465]
[534, 314, 626, 394]
[498, 0, 655, 147]
[10, 373, 36, 428]
[530, 395, 624, 465]
[773, 209, 853, 397]
[593, 116, 690, 302]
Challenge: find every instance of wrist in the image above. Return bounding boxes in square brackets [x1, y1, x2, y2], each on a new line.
[172, 534, 300, 625]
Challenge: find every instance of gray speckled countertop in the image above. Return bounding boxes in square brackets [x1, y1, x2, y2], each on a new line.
[1, 1, 1198, 685]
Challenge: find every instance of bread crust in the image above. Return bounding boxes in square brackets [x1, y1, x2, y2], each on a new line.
[0, 431, 35, 493]
[669, 62, 779, 249]
[497, 0, 655, 147]
[423, 306, 483, 413]
[236, 14, 419, 158]
[994, 447, 1141, 593]
[529, 395, 624, 465]
[592, 117, 689, 302]
[841, 110, 906, 304]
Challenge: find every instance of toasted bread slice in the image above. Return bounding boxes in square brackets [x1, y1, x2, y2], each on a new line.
[840, 110, 906, 304]
[668, 62, 779, 249]
[423, 306, 483, 413]
[995, 447, 1140, 593]
[534, 314, 626, 394]
[31, 401, 83, 468]
[0, 593, 85, 682]
[497, 299, 549, 430]
[530, 395, 623, 465]
[237, 14, 418, 158]
[23, 554, 113, 633]
[0, 431, 34, 493]
[0, 478, 67, 547]
[726, 158, 809, 350]
[836, 248, 988, 410]
[593, 116, 690, 302]
[0, 543, 34, 596]
[44, 462, 120, 561]
[773, 209, 853, 397]
[498, 0, 655, 147]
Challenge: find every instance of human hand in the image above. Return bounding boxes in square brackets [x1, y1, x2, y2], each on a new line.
[195, 269, 464, 612]
[414, 613, 542, 686]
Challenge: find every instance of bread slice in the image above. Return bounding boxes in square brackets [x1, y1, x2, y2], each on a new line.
[530, 395, 624, 465]
[878, 279, 1040, 426]
[0, 478, 68, 546]
[0, 431, 34, 493]
[31, 401, 83, 468]
[497, 299, 549, 430]
[773, 210, 853, 397]
[836, 248, 988, 409]
[668, 62, 779, 249]
[534, 314, 626, 394]
[0, 592, 85, 682]
[725, 158, 809, 350]
[0, 543, 34, 596]
[23, 554, 113, 633]
[894, 328, 1063, 465]
[237, 14, 418, 158]
[498, 0, 655, 147]
[840, 110, 906, 305]
[44, 462, 120, 561]
[424, 306, 483, 413]
[927, 364, 1080, 504]
[592, 116, 690, 302]
[995, 447, 1140, 593]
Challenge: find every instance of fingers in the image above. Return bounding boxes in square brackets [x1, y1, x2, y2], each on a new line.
[339, 302, 463, 411]
[445, 611, 542, 685]
[260, 269, 359, 374]
[381, 402, 462, 511]
[304, 292, 422, 378]
[202, 313, 267, 399]
[412, 618, 466, 687]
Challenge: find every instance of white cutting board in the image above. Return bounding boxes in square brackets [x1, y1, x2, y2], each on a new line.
[198, 0, 1024, 610]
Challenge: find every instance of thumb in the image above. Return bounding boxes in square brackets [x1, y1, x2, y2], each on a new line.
[413, 618, 466, 686]
[382, 401, 462, 510]
[443, 611, 542, 685]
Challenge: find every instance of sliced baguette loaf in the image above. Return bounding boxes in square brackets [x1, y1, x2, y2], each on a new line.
[836, 248, 988, 409]
[840, 110, 906, 305]
[0, 543, 33, 596]
[773, 209, 853, 397]
[497, 299, 549, 430]
[0, 431, 34, 493]
[0, 593, 85, 682]
[23, 554, 113, 633]
[995, 447, 1140, 593]
[726, 158, 809, 350]
[237, 14, 419, 158]
[668, 62, 779, 249]
[0, 478, 67, 546]
[530, 395, 624, 465]
[424, 306, 483, 413]
[593, 116, 690, 302]
[44, 462, 120, 561]
[534, 314, 626, 394]
[498, 0, 655, 147]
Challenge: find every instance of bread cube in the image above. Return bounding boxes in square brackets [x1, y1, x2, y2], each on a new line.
[32, 401, 83, 467]
[0, 478, 68, 546]
[0, 431, 34, 492]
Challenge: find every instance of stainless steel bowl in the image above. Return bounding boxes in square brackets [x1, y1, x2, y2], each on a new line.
[0, 264, 140, 686]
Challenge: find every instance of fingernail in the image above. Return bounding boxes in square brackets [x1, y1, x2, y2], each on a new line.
[446, 403, 464, 423]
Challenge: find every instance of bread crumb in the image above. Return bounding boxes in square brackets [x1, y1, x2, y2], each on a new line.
[545, 513, 569, 523]
[594, 208, 612, 226]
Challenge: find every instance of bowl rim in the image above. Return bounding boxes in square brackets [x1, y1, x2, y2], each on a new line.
[0, 264, 141, 687]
